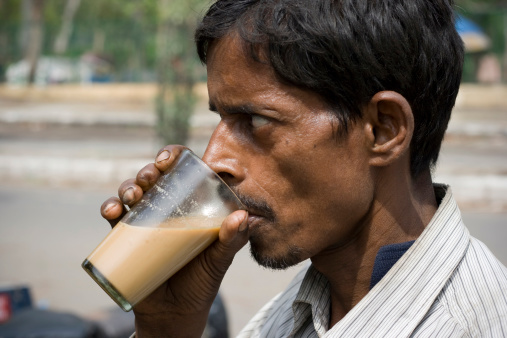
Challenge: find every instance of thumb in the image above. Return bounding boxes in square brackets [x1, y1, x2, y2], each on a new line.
[219, 209, 249, 247]
[203, 210, 249, 278]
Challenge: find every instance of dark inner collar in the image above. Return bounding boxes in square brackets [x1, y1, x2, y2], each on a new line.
[369, 240, 415, 290]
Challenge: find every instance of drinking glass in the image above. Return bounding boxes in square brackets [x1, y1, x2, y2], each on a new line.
[82, 149, 244, 311]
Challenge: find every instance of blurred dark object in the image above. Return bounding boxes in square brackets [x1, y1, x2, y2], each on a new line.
[0, 285, 32, 323]
[204, 291, 229, 338]
[82, 307, 135, 338]
[85, 293, 229, 338]
[81, 53, 114, 83]
[0, 285, 228, 338]
[0, 309, 99, 338]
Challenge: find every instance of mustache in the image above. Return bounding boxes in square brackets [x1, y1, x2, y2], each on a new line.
[232, 189, 277, 222]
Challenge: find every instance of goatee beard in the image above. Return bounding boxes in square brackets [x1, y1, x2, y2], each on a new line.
[249, 241, 303, 270]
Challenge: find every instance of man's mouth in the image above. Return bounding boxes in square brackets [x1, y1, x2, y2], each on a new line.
[231, 190, 277, 225]
[246, 214, 265, 228]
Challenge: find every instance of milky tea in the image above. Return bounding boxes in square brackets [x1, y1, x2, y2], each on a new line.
[82, 150, 244, 311]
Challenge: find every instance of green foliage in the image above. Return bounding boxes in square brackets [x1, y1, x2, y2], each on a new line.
[456, 0, 507, 11]
[0, 1, 23, 80]
[155, 0, 209, 146]
[0, 0, 22, 22]
[157, 0, 210, 24]
[0, 0, 209, 81]
[0, 0, 210, 144]
[156, 86, 196, 145]
[456, 0, 507, 82]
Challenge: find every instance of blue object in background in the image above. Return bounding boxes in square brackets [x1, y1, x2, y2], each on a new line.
[455, 13, 491, 52]
[456, 13, 485, 34]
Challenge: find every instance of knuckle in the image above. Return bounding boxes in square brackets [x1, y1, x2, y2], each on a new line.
[137, 164, 159, 187]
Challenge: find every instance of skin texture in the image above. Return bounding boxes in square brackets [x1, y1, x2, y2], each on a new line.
[204, 37, 378, 271]
[101, 35, 439, 335]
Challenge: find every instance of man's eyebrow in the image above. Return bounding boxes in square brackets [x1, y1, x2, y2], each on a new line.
[208, 101, 258, 115]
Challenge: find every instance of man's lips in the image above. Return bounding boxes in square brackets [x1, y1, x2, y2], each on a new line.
[231, 189, 276, 225]
[246, 212, 266, 228]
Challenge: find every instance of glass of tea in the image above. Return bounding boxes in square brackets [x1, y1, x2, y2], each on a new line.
[82, 149, 244, 311]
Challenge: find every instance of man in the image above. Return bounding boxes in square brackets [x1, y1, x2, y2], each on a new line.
[101, 0, 507, 336]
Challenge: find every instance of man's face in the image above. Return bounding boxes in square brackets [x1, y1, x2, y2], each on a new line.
[202, 36, 375, 269]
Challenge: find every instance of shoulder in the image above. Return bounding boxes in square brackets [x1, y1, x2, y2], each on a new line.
[453, 236, 507, 303]
[433, 236, 507, 336]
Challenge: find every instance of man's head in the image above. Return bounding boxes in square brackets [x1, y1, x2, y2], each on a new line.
[196, 0, 464, 269]
[196, 0, 464, 178]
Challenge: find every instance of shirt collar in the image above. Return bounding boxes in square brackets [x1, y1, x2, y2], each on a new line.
[328, 184, 470, 336]
[291, 265, 330, 336]
[290, 184, 470, 337]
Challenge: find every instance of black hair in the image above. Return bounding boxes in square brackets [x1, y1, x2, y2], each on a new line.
[195, 0, 464, 178]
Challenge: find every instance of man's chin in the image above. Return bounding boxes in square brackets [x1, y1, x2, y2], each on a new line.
[249, 242, 303, 270]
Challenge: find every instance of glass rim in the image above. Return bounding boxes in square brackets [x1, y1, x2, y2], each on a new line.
[181, 149, 246, 210]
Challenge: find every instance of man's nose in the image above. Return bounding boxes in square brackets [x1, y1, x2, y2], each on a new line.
[202, 122, 245, 185]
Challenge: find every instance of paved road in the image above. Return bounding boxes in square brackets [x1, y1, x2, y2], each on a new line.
[0, 184, 506, 336]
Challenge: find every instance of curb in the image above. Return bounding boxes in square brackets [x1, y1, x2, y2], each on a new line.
[0, 155, 151, 188]
[1, 111, 505, 138]
[0, 154, 505, 212]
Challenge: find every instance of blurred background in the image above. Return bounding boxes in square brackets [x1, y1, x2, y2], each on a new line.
[0, 0, 506, 337]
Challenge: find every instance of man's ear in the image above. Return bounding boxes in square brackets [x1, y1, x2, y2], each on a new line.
[364, 91, 414, 167]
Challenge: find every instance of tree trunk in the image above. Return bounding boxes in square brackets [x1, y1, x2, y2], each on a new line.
[53, 0, 81, 54]
[20, 0, 31, 55]
[26, 0, 44, 85]
[92, 29, 105, 53]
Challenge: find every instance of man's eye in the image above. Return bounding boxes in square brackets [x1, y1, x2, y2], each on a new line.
[251, 115, 270, 128]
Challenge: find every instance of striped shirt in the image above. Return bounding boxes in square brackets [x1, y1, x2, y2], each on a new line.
[238, 185, 507, 337]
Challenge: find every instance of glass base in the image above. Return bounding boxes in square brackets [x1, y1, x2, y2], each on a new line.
[82, 259, 132, 312]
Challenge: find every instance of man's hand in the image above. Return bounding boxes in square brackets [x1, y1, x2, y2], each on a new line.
[100, 145, 249, 337]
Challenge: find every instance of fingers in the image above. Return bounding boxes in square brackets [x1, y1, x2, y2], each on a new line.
[138, 145, 189, 190]
[117, 146, 190, 204]
[118, 178, 144, 206]
[136, 163, 161, 191]
[101, 172, 146, 230]
[100, 145, 188, 230]
[154, 145, 188, 173]
[120, 146, 188, 199]
[100, 197, 127, 228]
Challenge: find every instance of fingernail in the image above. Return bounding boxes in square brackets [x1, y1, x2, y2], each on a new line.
[122, 187, 135, 205]
[156, 150, 171, 163]
[238, 212, 249, 232]
[104, 203, 116, 214]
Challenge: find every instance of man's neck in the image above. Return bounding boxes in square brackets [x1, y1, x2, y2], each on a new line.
[310, 168, 438, 327]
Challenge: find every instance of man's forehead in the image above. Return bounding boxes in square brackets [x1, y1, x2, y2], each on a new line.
[207, 34, 271, 73]
[206, 34, 331, 117]
[207, 38, 278, 107]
